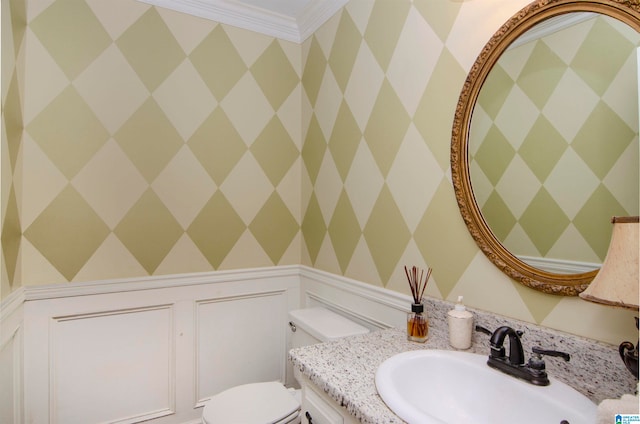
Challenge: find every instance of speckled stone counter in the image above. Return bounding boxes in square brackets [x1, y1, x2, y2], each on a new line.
[288, 301, 637, 424]
[290, 326, 467, 423]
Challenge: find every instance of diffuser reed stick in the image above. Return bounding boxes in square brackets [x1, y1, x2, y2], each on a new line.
[404, 265, 432, 305]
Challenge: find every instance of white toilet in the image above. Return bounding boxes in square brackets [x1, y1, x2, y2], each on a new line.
[201, 307, 369, 424]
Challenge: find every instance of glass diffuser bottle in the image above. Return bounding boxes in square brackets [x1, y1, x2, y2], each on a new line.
[404, 265, 432, 343]
[407, 302, 428, 342]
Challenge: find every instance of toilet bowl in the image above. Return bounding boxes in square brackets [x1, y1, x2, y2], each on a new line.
[201, 307, 369, 424]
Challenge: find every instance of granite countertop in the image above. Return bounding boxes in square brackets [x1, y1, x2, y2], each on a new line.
[289, 326, 486, 424]
[288, 322, 636, 424]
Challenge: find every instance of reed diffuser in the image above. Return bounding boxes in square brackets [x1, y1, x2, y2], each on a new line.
[405, 265, 432, 342]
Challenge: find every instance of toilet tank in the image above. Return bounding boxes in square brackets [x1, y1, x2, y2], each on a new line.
[288, 307, 369, 349]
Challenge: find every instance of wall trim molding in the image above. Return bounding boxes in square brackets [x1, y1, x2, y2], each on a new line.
[19, 265, 301, 302]
[1, 287, 25, 322]
[3, 265, 411, 334]
[305, 291, 393, 329]
[11, 265, 410, 305]
[299, 266, 413, 330]
[299, 266, 411, 309]
[136, 0, 348, 43]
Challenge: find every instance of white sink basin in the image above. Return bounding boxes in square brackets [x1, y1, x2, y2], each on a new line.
[375, 350, 596, 424]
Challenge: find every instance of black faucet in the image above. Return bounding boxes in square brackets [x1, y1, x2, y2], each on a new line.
[475, 325, 570, 386]
[489, 326, 525, 366]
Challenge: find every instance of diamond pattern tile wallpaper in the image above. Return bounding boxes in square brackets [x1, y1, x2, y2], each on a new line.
[2, 0, 637, 344]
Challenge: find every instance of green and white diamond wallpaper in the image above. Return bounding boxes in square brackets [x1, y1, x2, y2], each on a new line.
[2, 0, 637, 344]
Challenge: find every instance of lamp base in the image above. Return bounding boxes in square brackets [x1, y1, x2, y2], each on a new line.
[619, 317, 639, 379]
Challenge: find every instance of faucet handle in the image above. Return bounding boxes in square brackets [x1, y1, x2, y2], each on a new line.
[475, 325, 492, 336]
[528, 352, 546, 372]
[531, 347, 570, 362]
[474, 325, 524, 338]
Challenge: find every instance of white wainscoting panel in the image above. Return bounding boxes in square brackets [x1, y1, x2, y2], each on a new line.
[0, 320, 22, 424]
[21, 267, 301, 424]
[0, 289, 24, 424]
[4, 266, 411, 424]
[51, 306, 174, 424]
[299, 267, 412, 331]
[196, 291, 287, 403]
[2, 266, 628, 423]
[0, 336, 17, 421]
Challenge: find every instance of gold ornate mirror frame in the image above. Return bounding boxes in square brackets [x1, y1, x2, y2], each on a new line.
[451, 0, 640, 296]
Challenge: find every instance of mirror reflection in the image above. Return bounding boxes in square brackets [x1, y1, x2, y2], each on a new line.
[468, 12, 639, 275]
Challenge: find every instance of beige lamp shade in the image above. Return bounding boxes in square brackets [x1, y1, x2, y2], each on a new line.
[579, 216, 639, 311]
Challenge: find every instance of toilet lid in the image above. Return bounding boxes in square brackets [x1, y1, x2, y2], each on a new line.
[203, 382, 300, 424]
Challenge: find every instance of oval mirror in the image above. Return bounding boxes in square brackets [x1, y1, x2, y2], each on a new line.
[451, 0, 640, 295]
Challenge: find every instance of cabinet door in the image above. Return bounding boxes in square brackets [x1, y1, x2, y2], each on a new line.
[302, 386, 343, 424]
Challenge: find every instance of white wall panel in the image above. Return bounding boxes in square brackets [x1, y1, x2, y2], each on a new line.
[18, 267, 301, 424]
[9, 267, 398, 423]
[51, 306, 174, 424]
[196, 291, 287, 403]
[5, 266, 409, 423]
[0, 326, 21, 424]
[299, 267, 411, 330]
[0, 290, 23, 424]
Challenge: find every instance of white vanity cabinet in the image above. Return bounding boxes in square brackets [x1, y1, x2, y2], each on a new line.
[300, 375, 360, 424]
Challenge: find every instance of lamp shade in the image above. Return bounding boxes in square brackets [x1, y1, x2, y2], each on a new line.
[579, 216, 639, 311]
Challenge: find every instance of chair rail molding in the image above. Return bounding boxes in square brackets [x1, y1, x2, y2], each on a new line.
[20, 265, 301, 301]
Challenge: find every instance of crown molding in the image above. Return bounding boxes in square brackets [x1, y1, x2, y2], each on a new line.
[295, 0, 348, 42]
[137, 0, 348, 43]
